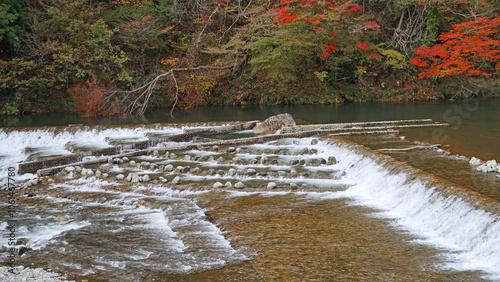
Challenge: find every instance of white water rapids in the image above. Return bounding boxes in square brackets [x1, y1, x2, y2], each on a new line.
[0, 125, 499, 280]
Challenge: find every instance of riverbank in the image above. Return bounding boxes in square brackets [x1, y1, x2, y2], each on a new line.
[0, 266, 73, 281]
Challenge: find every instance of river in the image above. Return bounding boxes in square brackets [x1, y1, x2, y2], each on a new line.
[0, 99, 499, 281]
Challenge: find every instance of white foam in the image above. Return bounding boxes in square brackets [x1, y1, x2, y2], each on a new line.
[315, 139, 500, 280]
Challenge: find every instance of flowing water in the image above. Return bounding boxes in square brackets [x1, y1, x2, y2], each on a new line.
[1, 99, 500, 281]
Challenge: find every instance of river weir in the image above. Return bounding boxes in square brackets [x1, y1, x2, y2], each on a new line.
[1, 118, 500, 281]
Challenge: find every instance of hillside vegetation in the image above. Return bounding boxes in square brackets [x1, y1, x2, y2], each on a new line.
[0, 0, 499, 116]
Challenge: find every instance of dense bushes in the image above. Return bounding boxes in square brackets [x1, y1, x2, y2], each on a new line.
[0, 0, 498, 116]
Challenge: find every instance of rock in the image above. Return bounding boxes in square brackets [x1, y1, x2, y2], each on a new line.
[228, 147, 236, 153]
[131, 174, 140, 183]
[469, 157, 481, 166]
[129, 160, 136, 167]
[80, 168, 88, 176]
[107, 157, 113, 164]
[142, 175, 150, 182]
[247, 168, 257, 176]
[301, 184, 310, 189]
[95, 170, 102, 177]
[123, 157, 129, 161]
[267, 182, 277, 190]
[191, 167, 201, 173]
[234, 182, 245, 189]
[102, 173, 109, 178]
[169, 153, 177, 159]
[153, 150, 159, 156]
[253, 113, 296, 135]
[217, 169, 225, 176]
[212, 145, 219, 151]
[290, 183, 298, 189]
[213, 182, 224, 188]
[497, 175, 500, 178]
[227, 168, 237, 176]
[164, 164, 174, 172]
[86, 169, 94, 176]
[328, 156, 337, 165]
[237, 169, 244, 175]
[126, 173, 133, 182]
[116, 174, 125, 180]
[181, 166, 191, 173]
[217, 157, 225, 163]
[55, 215, 70, 222]
[172, 176, 181, 185]
[225, 181, 233, 188]
[64, 166, 76, 173]
[289, 169, 298, 178]
[260, 154, 268, 164]
[278, 171, 287, 177]
[175, 166, 183, 173]
[232, 157, 240, 163]
[150, 163, 158, 170]
[235, 147, 242, 154]
[208, 169, 216, 175]
[311, 139, 319, 145]
[184, 155, 192, 161]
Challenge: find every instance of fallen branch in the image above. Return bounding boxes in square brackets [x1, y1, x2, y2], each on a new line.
[375, 144, 442, 151]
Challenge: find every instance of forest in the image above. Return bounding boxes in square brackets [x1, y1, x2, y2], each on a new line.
[0, 0, 499, 116]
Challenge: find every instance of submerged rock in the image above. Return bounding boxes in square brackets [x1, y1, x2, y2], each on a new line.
[225, 181, 233, 188]
[234, 182, 245, 189]
[247, 168, 257, 176]
[253, 113, 296, 135]
[290, 183, 298, 189]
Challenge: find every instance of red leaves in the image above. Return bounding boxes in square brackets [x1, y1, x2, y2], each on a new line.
[356, 41, 369, 50]
[348, 4, 363, 12]
[410, 16, 500, 78]
[274, 7, 298, 25]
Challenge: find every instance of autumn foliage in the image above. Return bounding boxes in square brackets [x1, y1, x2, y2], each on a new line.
[71, 75, 122, 117]
[409, 17, 500, 78]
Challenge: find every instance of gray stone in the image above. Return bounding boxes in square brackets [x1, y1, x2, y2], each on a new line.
[208, 156, 215, 162]
[228, 147, 236, 153]
[237, 169, 244, 175]
[169, 153, 177, 159]
[65, 166, 76, 173]
[172, 176, 181, 185]
[278, 171, 287, 177]
[75, 166, 82, 173]
[95, 170, 102, 177]
[122, 157, 129, 161]
[191, 167, 201, 173]
[126, 173, 133, 182]
[184, 155, 192, 161]
[208, 169, 216, 175]
[150, 163, 158, 170]
[107, 157, 113, 164]
[260, 154, 268, 164]
[142, 175, 150, 182]
[289, 169, 298, 178]
[234, 182, 245, 189]
[253, 113, 296, 135]
[267, 182, 277, 190]
[164, 164, 174, 172]
[212, 145, 220, 151]
[181, 166, 191, 173]
[227, 168, 237, 176]
[80, 168, 88, 176]
[247, 168, 257, 176]
[131, 174, 140, 183]
[217, 170, 225, 176]
[301, 184, 310, 189]
[225, 181, 233, 188]
[102, 173, 109, 178]
[153, 150, 159, 156]
[235, 147, 242, 154]
[129, 160, 137, 167]
[175, 166, 183, 173]
[116, 174, 125, 180]
[217, 157, 225, 163]
[328, 156, 337, 165]
[213, 182, 224, 188]
[232, 157, 240, 163]
[290, 183, 298, 189]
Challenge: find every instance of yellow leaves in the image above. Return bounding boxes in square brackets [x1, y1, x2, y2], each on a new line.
[160, 57, 180, 67]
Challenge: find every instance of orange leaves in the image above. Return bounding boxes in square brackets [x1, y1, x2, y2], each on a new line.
[410, 16, 500, 78]
[274, 7, 298, 25]
[355, 41, 369, 50]
[323, 42, 338, 57]
[161, 25, 175, 34]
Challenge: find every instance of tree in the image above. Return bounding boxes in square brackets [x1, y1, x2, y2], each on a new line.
[409, 16, 500, 78]
[0, 0, 25, 55]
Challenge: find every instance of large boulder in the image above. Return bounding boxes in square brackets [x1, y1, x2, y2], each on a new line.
[253, 113, 296, 135]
